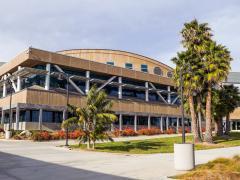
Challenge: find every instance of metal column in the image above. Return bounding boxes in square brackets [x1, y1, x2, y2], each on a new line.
[45, 64, 51, 90]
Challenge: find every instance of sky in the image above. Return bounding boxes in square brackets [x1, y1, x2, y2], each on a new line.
[0, 0, 239, 71]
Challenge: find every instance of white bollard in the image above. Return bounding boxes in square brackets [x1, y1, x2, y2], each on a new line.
[5, 130, 12, 139]
[174, 143, 195, 170]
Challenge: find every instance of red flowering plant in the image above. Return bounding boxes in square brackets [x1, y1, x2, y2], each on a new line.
[138, 128, 163, 136]
[165, 128, 176, 134]
[31, 131, 51, 141]
[121, 128, 137, 136]
[69, 130, 85, 139]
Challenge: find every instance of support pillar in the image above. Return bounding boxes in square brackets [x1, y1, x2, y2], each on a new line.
[3, 75, 7, 97]
[148, 115, 151, 129]
[167, 86, 171, 104]
[63, 109, 67, 121]
[15, 106, 20, 130]
[85, 71, 90, 94]
[119, 114, 122, 131]
[16, 66, 22, 92]
[145, 82, 149, 102]
[166, 116, 169, 130]
[118, 77, 122, 99]
[176, 117, 179, 133]
[160, 116, 163, 131]
[45, 64, 51, 90]
[1, 109, 4, 124]
[134, 114, 137, 132]
[39, 109, 43, 130]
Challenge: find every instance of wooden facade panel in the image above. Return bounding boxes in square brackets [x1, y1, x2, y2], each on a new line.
[89, 61, 107, 74]
[0, 89, 181, 116]
[0, 90, 27, 107]
[230, 107, 240, 120]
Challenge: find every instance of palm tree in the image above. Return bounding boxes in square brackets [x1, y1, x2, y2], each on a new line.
[172, 50, 202, 143]
[63, 86, 117, 149]
[203, 42, 232, 143]
[179, 19, 232, 143]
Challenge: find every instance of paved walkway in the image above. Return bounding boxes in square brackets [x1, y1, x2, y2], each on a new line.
[0, 140, 239, 180]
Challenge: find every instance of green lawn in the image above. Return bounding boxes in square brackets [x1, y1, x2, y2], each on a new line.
[70, 132, 240, 154]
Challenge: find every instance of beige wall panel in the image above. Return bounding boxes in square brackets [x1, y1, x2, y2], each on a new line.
[0, 90, 27, 107]
[1, 89, 181, 116]
[121, 69, 136, 79]
[230, 107, 240, 120]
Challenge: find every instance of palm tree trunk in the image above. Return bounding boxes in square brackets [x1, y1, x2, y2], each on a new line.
[197, 96, 203, 139]
[214, 120, 218, 136]
[217, 118, 223, 136]
[92, 141, 95, 150]
[225, 113, 230, 135]
[87, 136, 91, 149]
[188, 95, 202, 143]
[204, 85, 213, 143]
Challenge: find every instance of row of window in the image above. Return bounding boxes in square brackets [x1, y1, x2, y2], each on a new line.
[106, 61, 173, 77]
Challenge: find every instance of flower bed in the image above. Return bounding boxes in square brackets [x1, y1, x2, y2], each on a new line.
[112, 127, 180, 137]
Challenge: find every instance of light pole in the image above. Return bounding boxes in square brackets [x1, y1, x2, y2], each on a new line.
[56, 72, 70, 146]
[8, 79, 13, 131]
[174, 66, 195, 171]
[180, 68, 185, 144]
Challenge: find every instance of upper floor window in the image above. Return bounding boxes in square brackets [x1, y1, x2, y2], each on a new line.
[167, 71, 173, 78]
[141, 64, 148, 73]
[154, 67, 163, 76]
[125, 63, 133, 70]
[106, 61, 114, 66]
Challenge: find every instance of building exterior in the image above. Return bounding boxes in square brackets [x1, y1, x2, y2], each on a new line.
[225, 72, 240, 131]
[0, 48, 190, 131]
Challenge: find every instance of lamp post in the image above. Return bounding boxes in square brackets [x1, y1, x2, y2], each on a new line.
[56, 72, 70, 146]
[174, 66, 195, 171]
[180, 68, 185, 143]
[65, 74, 70, 147]
[5, 78, 14, 139]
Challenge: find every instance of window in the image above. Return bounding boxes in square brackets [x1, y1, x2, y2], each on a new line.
[154, 67, 163, 76]
[141, 64, 148, 73]
[167, 71, 173, 78]
[106, 61, 114, 66]
[125, 63, 133, 70]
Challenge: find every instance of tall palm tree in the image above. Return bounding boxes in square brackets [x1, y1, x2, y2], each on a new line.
[172, 50, 202, 143]
[203, 42, 232, 143]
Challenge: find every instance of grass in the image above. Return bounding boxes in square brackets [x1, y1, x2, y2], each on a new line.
[172, 155, 240, 179]
[70, 132, 240, 154]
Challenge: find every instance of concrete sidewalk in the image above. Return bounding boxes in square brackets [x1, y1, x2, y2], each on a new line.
[0, 140, 239, 180]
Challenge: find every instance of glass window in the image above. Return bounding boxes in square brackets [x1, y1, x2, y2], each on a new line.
[31, 110, 39, 122]
[125, 63, 133, 70]
[106, 61, 114, 66]
[167, 71, 173, 78]
[154, 67, 163, 76]
[141, 64, 148, 73]
[43, 111, 53, 123]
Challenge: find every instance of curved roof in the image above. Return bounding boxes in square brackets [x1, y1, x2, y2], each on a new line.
[57, 49, 173, 71]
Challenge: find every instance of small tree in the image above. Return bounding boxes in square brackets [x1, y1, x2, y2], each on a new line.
[62, 86, 117, 149]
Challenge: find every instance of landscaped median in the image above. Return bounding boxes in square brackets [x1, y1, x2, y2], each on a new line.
[171, 155, 240, 179]
[69, 132, 240, 154]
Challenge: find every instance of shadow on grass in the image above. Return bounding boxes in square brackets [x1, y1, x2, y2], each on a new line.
[95, 141, 168, 152]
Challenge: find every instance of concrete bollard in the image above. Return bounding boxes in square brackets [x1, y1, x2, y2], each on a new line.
[174, 143, 195, 170]
[5, 130, 12, 139]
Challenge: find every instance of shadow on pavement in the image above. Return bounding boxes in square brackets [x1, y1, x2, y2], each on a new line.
[0, 151, 133, 180]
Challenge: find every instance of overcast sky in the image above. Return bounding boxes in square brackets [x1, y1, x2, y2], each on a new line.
[0, 0, 239, 71]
